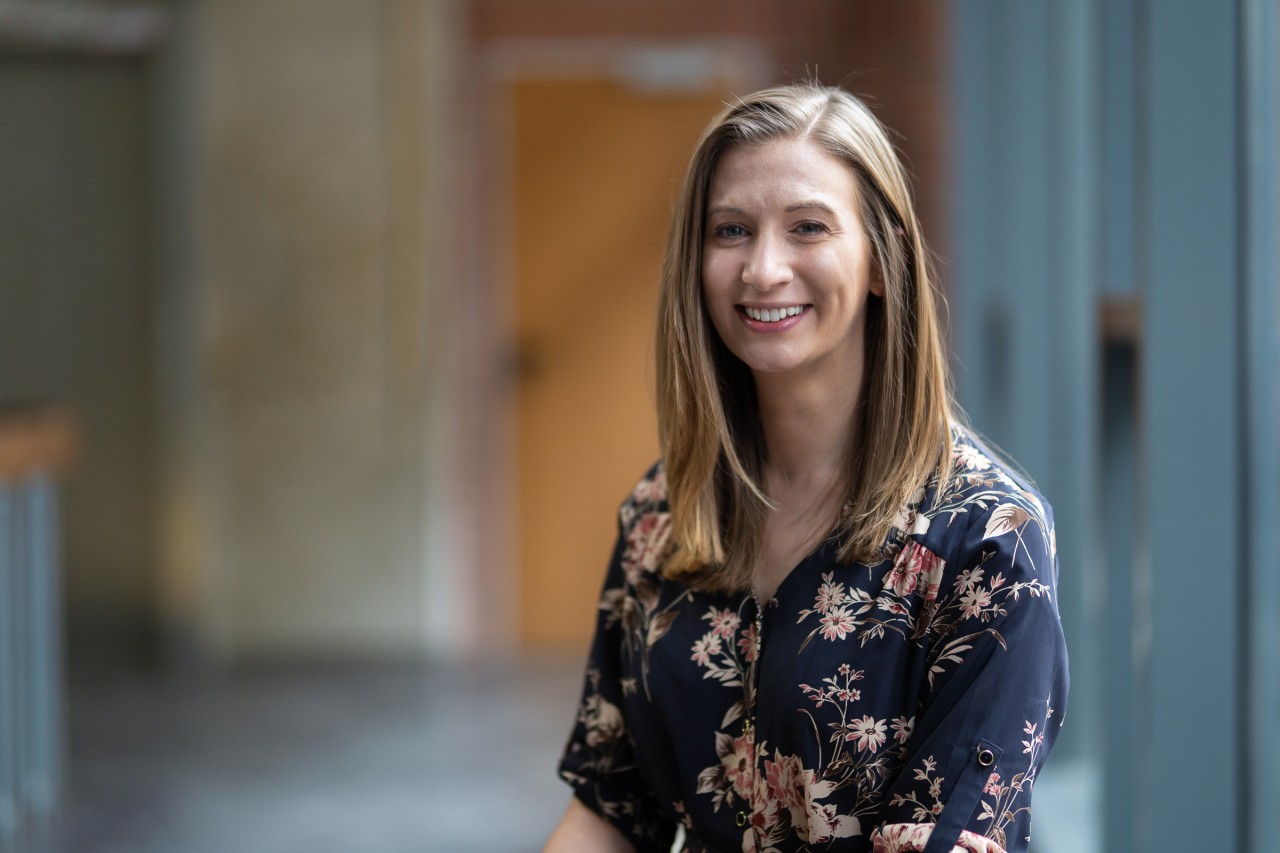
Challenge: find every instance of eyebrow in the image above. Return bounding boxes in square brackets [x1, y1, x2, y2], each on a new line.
[785, 201, 837, 215]
[705, 201, 838, 217]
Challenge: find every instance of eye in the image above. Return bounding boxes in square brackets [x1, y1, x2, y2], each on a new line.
[794, 221, 829, 236]
[713, 223, 749, 240]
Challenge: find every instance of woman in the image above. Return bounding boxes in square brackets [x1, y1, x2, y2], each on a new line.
[545, 83, 1068, 853]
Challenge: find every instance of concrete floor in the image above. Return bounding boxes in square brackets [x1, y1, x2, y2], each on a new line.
[41, 659, 584, 853]
[28, 660, 1095, 853]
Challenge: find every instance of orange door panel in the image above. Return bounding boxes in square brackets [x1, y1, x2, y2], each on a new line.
[510, 77, 727, 652]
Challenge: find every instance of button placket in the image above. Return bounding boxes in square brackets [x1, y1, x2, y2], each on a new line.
[740, 593, 766, 847]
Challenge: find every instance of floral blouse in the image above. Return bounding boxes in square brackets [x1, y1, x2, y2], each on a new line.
[558, 427, 1068, 853]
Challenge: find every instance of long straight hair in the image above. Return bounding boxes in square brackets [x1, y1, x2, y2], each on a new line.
[655, 83, 954, 593]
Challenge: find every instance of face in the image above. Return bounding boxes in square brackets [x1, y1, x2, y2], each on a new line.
[701, 137, 882, 385]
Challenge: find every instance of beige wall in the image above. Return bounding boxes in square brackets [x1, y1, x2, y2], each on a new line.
[1, 0, 949, 665]
[0, 57, 156, 658]
[154, 0, 462, 661]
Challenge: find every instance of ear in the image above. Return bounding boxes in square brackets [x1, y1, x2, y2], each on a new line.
[869, 260, 886, 298]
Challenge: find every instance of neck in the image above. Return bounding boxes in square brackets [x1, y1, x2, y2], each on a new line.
[752, 363, 863, 496]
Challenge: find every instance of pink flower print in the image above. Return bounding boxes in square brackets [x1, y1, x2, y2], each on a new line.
[819, 606, 856, 641]
[703, 607, 741, 640]
[845, 715, 887, 754]
[737, 622, 760, 662]
[763, 753, 807, 810]
[960, 586, 993, 620]
[836, 688, 861, 703]
[918, 549, 944, 603]
[889, 543, 945, 602]
[890, 716, 914, 744]
[800, 683, 828, 708]
[887, 544, 925, 596]
[983, 772, 1002, 796]
[815, 573, 847, 612]
[954, 442, 992, 471]
[955, 567, 985, 592]
[891, 503, 915, 534]
[631, 467, 667, 504]
[878, 600, 910, 616]
[890, 487, 928, 533]
[1023, 721, 1045, 754]
[721, 733, 756, 799]
[690, 632, 722, 666]
[802, 772, 861, 843]
[621, 511, 672, 584]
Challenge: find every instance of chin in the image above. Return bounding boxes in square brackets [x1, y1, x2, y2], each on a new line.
[735, 351, 807, 376]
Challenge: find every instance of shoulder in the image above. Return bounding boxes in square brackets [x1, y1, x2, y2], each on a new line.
[616, 461, 673, 584]
[619, 460, 668, 521]
[915, 426, 1056, 581]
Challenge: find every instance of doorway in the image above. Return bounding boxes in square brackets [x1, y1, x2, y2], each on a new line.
[500, 59, 759, 652]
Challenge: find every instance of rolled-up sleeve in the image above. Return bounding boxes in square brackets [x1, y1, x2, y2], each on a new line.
[558, 512, 675, 853]
[872, 503, 1069, 853]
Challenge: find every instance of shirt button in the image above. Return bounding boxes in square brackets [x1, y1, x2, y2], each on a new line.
[736, 810, 749, 827]
[977, 748, 996, 767]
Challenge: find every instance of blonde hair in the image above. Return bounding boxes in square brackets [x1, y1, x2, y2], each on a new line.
[656, 82, 954, 593]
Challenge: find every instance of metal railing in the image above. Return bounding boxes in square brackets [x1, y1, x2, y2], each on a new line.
[0, 406, 76, 852]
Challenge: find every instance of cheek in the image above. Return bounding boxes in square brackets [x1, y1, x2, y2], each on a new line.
[701, 257, 736, 308]
[699, 276, 736, 345]
[701, 251, 722, 284]
[822, 253, 876, 304]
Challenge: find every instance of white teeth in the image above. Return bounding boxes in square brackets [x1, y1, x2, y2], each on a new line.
[745, 306, 805, 322]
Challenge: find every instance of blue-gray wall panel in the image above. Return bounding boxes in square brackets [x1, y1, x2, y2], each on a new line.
[952, 0, 1100, 771]
[1102, 0, 1137, 294]
[1141, 2, 1242, 850]
[1242, 1, 1280, 849]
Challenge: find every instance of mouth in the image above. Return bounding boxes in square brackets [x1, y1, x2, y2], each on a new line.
[740, 305, 808, 323]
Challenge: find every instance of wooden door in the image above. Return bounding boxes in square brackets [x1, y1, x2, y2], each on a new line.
[510, 77, 727, 652]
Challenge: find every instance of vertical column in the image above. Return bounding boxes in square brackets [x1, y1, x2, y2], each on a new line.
[23, 476, 61, 821]
[1242, 1, 1280, 849]
[948, 0, 994, 418]
[0, 412, 71, 850]
[1045, 0, 1102, 770]
[1099, 341, 1140, 851]
[1140, 2, 1242, 850]
[0, 485, 16, 849]
[11, 486, 28, 848]
[1098, 1, 1144, 848]
[950, 0, 1100, 767]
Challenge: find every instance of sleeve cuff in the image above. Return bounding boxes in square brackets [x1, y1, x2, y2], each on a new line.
[872, 823, 1006, 853]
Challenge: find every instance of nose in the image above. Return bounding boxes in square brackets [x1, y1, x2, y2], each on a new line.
[741, 233, 792, 291]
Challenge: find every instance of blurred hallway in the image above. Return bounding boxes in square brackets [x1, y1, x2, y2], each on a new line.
[45, 661, 582, 853]
[1, 1, 1276, 851]
[40, 660, 1095, 853]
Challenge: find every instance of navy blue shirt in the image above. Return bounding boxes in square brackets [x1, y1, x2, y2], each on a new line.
[559, 427, 1069, 853]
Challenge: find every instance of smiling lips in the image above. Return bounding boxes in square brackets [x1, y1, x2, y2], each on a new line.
[742, 305, 808, 323]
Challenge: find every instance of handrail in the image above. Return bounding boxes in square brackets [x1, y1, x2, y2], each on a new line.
[0, 402, 76, 851]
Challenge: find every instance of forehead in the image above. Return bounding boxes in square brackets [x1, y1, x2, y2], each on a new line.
[707, 137, 860, 210]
